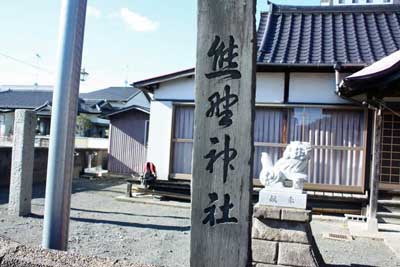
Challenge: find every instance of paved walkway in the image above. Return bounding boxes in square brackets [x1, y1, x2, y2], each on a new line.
[347, 220, 400, 261]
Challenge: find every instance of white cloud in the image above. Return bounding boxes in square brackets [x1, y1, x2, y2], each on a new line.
[87, 5, 102, 18]
[119, 8, 159, 32]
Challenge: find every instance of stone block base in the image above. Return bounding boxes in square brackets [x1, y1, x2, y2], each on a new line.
[251, 204, 324, 267]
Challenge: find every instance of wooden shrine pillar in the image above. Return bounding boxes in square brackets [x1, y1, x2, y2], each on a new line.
[190, 0, 256, 266]
[368, 108, 382, 232]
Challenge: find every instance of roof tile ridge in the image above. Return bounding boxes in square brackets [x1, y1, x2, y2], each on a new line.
[360, 12, 376, 63]
[371, 12, 388, 57]
[269, 14, 283, 63]
[350, 13, 363, 64]
[282, 13, 294, 63]
[339, 13, 349, 64]
[294, 13, 304, 64]
[382, 13, 398, 51]
[258, 2, 275, 61]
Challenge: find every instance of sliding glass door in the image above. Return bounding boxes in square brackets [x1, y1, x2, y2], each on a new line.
[171, 104, 367, 191]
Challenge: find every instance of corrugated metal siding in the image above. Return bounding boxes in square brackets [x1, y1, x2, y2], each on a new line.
[108, 109, 149, 175]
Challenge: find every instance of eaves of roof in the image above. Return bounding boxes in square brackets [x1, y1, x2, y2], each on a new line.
[132, 68, 195, 90]
[339, 50, 400, 96]
[105, 105, 150, 118]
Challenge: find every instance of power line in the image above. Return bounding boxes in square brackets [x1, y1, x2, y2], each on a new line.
[0, 51, 54, 74]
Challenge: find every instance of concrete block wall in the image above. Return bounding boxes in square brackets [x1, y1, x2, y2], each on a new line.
[0, 148, 108, 187]
[251, 204, 324, 267]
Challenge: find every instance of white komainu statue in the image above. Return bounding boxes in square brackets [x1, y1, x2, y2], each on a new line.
[259, 141, 312, 191]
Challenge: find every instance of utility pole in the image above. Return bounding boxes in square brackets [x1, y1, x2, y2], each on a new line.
[42, 0, 87, 251]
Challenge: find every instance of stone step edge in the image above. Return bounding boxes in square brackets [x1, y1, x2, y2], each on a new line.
[378, 200, 400, 206]
[377, 212, 400, 218]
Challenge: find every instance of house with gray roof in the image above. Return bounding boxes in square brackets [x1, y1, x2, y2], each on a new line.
[0, 86, 131, 138]
[132, 2, 400, 214]
[0, 87, 104, 138]
[80, 86, 150, 109]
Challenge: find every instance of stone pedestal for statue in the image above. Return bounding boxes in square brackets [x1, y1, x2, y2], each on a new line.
[251, 204, 324, 267]
[252, 142, 323, 266]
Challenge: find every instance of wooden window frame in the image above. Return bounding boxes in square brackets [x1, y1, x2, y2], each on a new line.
[379, 111, 400, 189]
[169, 103, 195, 178]
[169, 103, 368, 193]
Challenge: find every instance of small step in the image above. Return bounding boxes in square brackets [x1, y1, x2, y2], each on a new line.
[377, 212, 400, 225]
[378, 199, 400, 214]
[378, 200, 400, 206]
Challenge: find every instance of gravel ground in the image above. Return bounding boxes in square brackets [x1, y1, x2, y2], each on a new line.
[0, 178, 190, 267]
[1, 178, 399, 267]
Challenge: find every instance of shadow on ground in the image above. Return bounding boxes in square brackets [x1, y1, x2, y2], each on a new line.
[0, 177, 127, 205]
[70, 207, 189, 220]
[326, 265, 376, 267]
[29, 213, 190, 232]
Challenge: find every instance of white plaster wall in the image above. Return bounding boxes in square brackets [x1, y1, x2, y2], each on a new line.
[154, 73, 285, 103]
[146, 100, 173, 180]
[126, 92, 150, 108]
[256, 73, 285, 103]
[147, 71, 354, 180]
[289, 73, 350, 104]
[155, 78, 195, 100]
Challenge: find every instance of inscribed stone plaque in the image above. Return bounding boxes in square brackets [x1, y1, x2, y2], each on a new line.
[190, 1, 256, 266]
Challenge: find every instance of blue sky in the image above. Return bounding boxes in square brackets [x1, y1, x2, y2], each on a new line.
[0, 0, 319, 92]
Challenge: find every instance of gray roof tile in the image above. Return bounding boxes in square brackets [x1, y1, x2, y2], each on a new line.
[0, 89, 52, 109]
[257, 4, 400, 66]
[80, 87, 139, 101]
[0, 89, 102, 114]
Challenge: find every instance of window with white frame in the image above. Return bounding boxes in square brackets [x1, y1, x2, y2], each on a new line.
[171, 105, 194, 175]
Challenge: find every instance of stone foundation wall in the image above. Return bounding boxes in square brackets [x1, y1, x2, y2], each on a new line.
[251, 204, 324, 267]
[0, 148, 108, 187]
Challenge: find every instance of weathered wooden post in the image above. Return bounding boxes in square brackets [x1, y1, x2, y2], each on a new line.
[368, 108, 382, 232]
[190, 1, 256, 266]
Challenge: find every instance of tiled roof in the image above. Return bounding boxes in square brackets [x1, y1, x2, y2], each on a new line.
[80, 87, 139, 102]
[0, 89, 53, 109]
[257, 3, 400, 66]
[0, 88, 104, 114]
